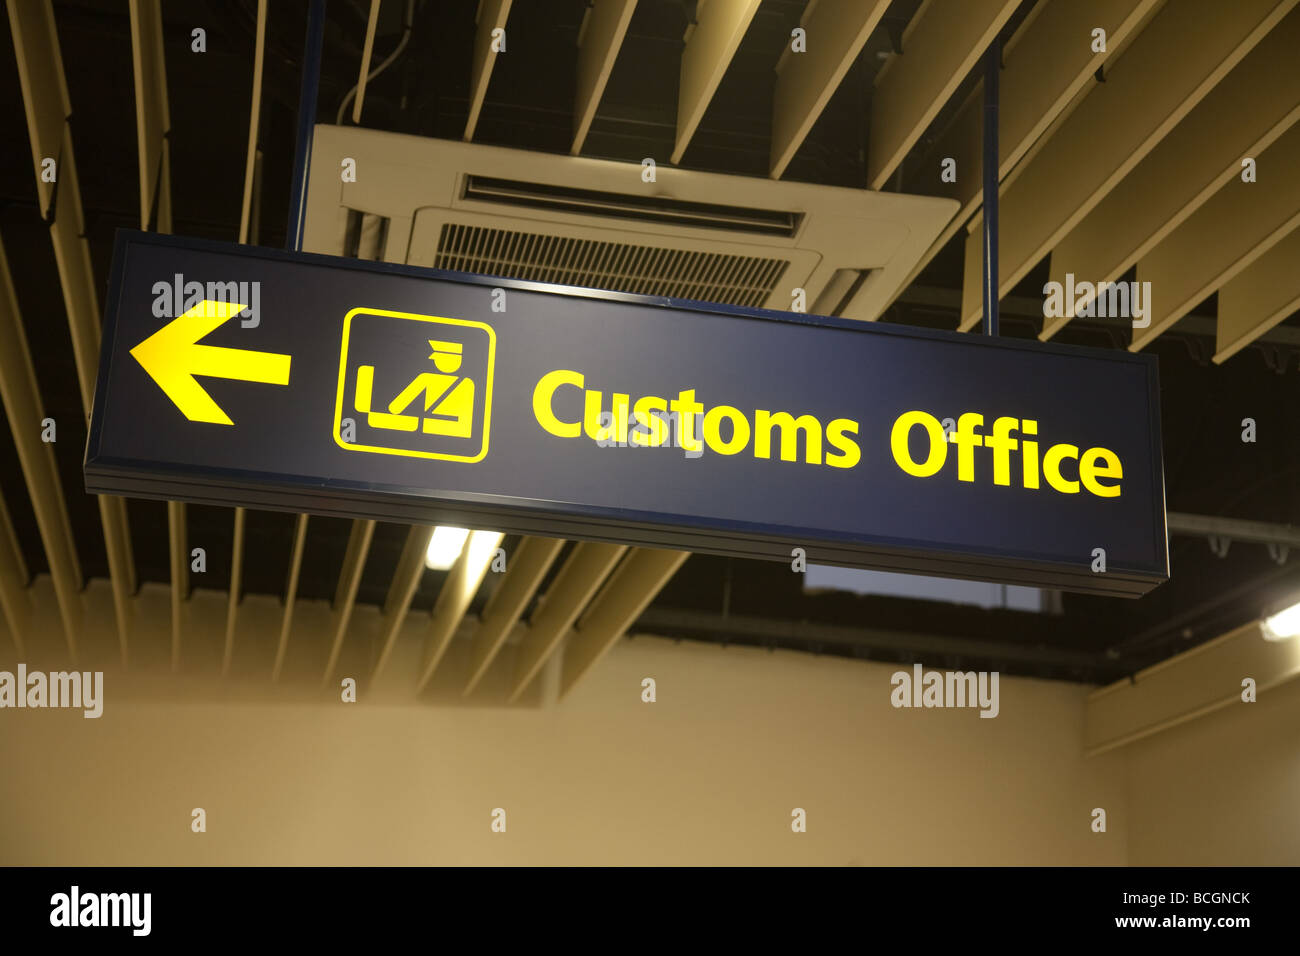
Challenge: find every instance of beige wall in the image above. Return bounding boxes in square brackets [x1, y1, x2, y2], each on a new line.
[0, 604, 1129, 865]
[1125, 674, 1300, 865]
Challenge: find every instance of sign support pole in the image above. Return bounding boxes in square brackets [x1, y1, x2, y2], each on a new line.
[286, 0, 327, 253]
[981, 38, 1000, 337]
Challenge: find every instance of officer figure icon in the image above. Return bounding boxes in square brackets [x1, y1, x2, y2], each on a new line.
[353, 339, 476, 438]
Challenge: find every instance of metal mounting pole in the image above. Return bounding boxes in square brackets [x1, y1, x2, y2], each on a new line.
[286, 0, 327, 252]
[981, 39, 1000, 337]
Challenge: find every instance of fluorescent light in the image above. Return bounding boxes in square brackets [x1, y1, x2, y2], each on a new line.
[466, 530, 502, 568]
[1262, 600, 1300, 641]
[804, 564, 1049, 612]
[426, 526, 470, 570]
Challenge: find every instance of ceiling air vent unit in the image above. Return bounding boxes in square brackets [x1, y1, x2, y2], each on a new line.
[303, 127, 957, 318]
[460, 175, 803, 237]
[430, 222, 791, 308]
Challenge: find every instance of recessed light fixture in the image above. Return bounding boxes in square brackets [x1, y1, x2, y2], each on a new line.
[1261, 599, 1300, 641]
[426, 526, 470, 570]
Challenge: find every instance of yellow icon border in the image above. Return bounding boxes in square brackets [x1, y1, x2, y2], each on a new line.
[333, 307, 496, 463]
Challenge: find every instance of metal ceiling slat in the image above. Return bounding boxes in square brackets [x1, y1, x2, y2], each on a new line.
[322, 518, 376, 686]
[560, 547, 690, 698]
[1131, 121, 1300, 351]
[167, 500, 186, 670]
[0, 492, 30, 655]
[463, 535, 565, 696]
[415, 530, 505, 691]
[10, 0, 136, 663]
[128, 0, 191, 672]
[352, 0, 382, 125]
[272, 513, 309, 682]
[769, 0, 891, 179]
[2, 7, 92, 660]
[894, 0, 1161, 301]
[867, 0, 1020, 190]
[221, 507, 246, 675]
[956, 0, 1298, 330]
[238, 0, 268, 245]
[1043, 9, 1300, 341]
[44, 137, 100, 412]
[572, 0, 637, 154]
[129, 0, 171, 231]
[373, 524, 435, 678]
[97, 496, 133, 666]
[4, 0, 67, 221]
[670, 0, 761, 165]
[1214, 227, 1300, 363]
[48, 151, 136, 660]
[464, 0, 513, 141]
[508, 541, 627, 702]
[227, 2, 269, 670]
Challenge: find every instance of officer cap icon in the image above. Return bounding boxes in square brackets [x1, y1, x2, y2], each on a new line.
[428, 339, 463, 373]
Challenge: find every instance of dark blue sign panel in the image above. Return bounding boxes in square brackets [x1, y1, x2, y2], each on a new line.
[86, 232, 1168, 596]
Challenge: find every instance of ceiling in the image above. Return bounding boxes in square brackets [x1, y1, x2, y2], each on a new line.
[2, 0, 1300, 692]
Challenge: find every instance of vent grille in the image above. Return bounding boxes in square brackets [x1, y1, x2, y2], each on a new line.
[463, 175, 802, 237]
[432, 223, 790, 308]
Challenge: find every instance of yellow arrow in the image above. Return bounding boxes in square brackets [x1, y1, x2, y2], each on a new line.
[130, 300, 292, 425]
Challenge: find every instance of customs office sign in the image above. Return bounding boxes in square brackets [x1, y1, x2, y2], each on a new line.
[85, 231, 1169, 597]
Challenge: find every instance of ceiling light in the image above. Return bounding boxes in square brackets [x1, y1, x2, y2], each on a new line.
[1261, 600, 1300, 641]
[466, 530, 502, 568]
[426, 526, 469, 570]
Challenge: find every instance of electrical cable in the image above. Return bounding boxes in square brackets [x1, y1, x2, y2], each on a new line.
[336, 0, 416, 126]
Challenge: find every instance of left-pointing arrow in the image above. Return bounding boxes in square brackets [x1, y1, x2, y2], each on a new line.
[130, 299, 292, 425]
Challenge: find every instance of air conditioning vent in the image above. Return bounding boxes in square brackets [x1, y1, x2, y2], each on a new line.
[432, 222, 790, 307]
[305, 130, 958, 318]
[463, 175, 801, 237]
